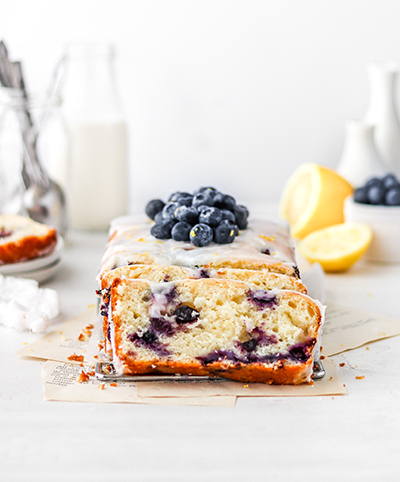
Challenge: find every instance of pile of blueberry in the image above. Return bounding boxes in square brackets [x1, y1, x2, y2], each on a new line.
[354, 173, 400, 206]
[145, 187, 249, 246]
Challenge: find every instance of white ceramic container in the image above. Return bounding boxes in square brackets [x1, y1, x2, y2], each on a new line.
[344, 196, 400, 262]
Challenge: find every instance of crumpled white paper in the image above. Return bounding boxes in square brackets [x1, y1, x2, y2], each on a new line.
[0, 274, 59, 333]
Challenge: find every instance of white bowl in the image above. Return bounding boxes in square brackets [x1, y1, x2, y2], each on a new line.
[344, 196, 400, 262]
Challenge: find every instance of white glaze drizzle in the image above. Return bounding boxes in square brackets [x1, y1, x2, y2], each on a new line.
[99, 219, 297, 279]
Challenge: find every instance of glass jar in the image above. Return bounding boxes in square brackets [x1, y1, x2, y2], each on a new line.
[62, 42, 128, 230]
[0, 89, 69, 237]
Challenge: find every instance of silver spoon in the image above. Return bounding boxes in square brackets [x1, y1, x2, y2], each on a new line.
[0, 41, 68, 237]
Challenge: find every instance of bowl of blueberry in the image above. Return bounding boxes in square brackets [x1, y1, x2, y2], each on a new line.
[344, 173, 400, 262]
[145, 187, 249, 247]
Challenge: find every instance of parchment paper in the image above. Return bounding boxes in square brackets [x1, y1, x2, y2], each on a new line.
[136, 356, 345, 398]
[322, 303, 400, 356]
[18, 301, 400, 403]
[42, 360, 236, 407]
[17, 306, 100, 365]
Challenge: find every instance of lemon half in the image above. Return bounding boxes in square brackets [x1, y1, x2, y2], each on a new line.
[280, 163, 353, 239]
[298, 223, 373, 272]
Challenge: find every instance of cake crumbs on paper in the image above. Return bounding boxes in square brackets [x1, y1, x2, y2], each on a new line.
[366, 347, 370, 350]
[76, 371, 90, 383]
[22, 342, 28, 345]
[356, 376, 365, 380]
[98, 384, 105, 390]
[110, 383, 118, 387]
[339, 363, 345, 367]
[67, 353, 85, 363]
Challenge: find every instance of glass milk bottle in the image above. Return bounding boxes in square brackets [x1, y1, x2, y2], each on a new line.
[62, 43, 128, 230]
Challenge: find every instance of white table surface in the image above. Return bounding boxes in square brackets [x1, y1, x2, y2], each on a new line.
[1, 228, 400, 482]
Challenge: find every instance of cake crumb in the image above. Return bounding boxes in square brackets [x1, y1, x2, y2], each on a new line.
[67, 353, 84, 362]
[320, 355, 325, 359]
[110, 382, 118, 387]
[339, 363, 345, 367]
[356, 376, 365, 380]
[243, 384, 249, 389]
[329, 377, 333, 380]
[76, 371, 90, 383]
[366, 347, 370, 350]
[98, 384, 105, 390]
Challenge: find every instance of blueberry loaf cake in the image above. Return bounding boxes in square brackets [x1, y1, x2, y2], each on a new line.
[97, 187, 324, 384]
[0, 214, 57, 265]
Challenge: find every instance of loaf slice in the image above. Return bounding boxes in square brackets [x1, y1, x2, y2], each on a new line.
[107, 278, 323, 384]
[0, 214, 57, 265]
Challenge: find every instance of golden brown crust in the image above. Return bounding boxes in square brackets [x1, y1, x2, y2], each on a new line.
[114, 356, 313, 385]
[0, 228, 57, 265]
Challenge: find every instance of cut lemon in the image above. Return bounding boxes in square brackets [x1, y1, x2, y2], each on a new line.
[298, 223, 373, 272]
[280, 163, 353, 239]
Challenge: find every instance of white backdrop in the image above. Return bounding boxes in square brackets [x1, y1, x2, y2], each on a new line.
[2, 0, 400, 214]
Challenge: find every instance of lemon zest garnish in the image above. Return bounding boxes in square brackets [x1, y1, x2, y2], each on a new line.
[259, 235, 276, 242]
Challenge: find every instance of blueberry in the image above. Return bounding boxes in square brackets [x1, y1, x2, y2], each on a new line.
[175, 205, 199, 225]
[213, 220, 237, 244]
[173, 305, 200, 323]
[241, 338, 258, 353]
[367, 185, 385, 205]
[168, 191, 191, 202]
[168, 192, 193, 206]
[192, 190, 215, 209]
[199, 207, 223, 227]
[141, 330, 157, 345]
[145, 199, 165, 220]
[171, 222, 192, 241]
[190, 223, 213, 247]
[162, 201, 181, 221]
[234, 205, 249, 230]
[382, 173, 399, 191]
[365, 177, 382, 188]
[354, 186, 369, 204]
[213, 193, 236, 211]
[220, 209, 236, 223]
[196, 187, 218, 197]
[150, 219, 176, 239]
[197, 205, 209, 213]
[154, 211, 164, 224]
[385, 187, 400, 206]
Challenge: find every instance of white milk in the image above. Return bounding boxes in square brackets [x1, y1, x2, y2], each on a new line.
[68, 120, 128, 230]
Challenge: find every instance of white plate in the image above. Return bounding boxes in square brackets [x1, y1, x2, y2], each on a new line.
[0, 237, 64, 275]
[8, 258, 62, 284]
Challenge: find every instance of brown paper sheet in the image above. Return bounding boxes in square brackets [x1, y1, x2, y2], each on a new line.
[136, 356, 345, 398]
[42, 360, 236, 407]
[322, 303, 400, 356]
